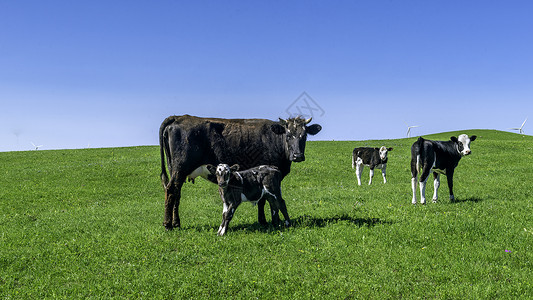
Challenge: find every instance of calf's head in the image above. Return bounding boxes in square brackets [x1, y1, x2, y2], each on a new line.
[207, 164, 240, 188]
[451, 134, 477, 156]
[378, 146, 393, 161]
[271, 117, 322, 162]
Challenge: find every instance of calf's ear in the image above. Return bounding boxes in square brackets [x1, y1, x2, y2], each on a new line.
[450, 136, 458, 143]
[271, 124, 286, 135]
[306, 124, 322, 135]
[388, 147, 393, 151]
[230, 164, 240, 172]
[470, 135, 477, 141]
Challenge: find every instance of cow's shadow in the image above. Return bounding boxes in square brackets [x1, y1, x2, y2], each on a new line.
[195, 214, 391, 234]
[452, 197, 483, 204]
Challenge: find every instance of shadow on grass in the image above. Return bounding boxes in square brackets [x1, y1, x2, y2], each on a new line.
[188, 214, 391, 234]
[452, 197, 484, 204]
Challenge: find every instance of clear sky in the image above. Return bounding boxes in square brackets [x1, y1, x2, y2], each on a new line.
[1, 1, 531, 151]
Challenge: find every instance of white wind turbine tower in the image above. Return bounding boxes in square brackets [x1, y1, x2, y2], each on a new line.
[405, 122, 420, 138]
[510, 117, 527, 134]
[31, 142, 43, 150]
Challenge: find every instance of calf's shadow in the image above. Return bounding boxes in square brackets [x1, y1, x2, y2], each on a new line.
[190, 214, 391, 234]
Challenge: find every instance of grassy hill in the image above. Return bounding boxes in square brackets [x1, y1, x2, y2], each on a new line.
[1, 130, 532, 298]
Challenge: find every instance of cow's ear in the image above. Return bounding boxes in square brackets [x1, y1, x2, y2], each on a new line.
[271, 124, 286, 135]
[470, 135, 477, 141]
[306, 124, 322, 135]
[206, 164, 216, 175]
[230, 164, 240, 172]
[374, 147, 380, 150]
[450, 136, 458, 143]
[388, 147, 393, 151]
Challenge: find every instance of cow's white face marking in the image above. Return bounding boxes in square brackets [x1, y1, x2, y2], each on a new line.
[457, 134, 473, 156]
[216, 164, 231, 187]
[379, 146, 388, 160]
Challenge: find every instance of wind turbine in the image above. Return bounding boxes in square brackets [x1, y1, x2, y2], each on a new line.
[405, 122, 420, 138]
[31, 142, 43, 150]
[510, 117, 527, 134]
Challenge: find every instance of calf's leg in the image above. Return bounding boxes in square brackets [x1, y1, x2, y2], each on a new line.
[257, 198, 268, 226]
[411, 177, 418, 204]
[447, 169, 455, 202]
[381, 165, 387, 184]
[218, 202, 237, 236]
[368, 168, 374, 185]
[432, 173, 440, 203]
[355, 161, 364, 186]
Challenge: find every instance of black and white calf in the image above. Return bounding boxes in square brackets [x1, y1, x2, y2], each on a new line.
[352, 146, 393, 185]
[208, 164, 290, 236]
[410, 134, 477, 204]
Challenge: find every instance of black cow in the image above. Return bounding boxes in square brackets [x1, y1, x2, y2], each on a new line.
[159, 114, 321, 230]
[352, 146, 393, 185]
[410, 134, 477, 204]
[207, 164, 290, 236]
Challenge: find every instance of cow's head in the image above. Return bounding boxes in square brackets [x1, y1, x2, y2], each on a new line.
[451, 134, 477, 156]
[207, 164, 240, 188]
[271, 117, 322, 162]
[377, 146, 393, 161]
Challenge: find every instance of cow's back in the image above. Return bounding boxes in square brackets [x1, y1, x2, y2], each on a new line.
[354, 147, 378, 165]
[161, 115, 290, 181]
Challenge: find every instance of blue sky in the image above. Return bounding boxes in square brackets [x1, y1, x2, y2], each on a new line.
[1, 1, 531, 151]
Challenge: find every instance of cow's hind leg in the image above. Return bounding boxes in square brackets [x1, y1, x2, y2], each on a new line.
[432, 173, 440, 203]
[164, 178, 184, 230]
[410, 156, 418, 204]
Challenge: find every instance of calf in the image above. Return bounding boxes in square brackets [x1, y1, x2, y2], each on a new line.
[352, 146, 393, 185]
[411, 134, 477, 204]
[208, 164, 290, 236]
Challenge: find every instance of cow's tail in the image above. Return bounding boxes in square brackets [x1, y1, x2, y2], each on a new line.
[159, 117, 174, 189]
[351, 150, 355, 169]
[411, 137, 426, 175]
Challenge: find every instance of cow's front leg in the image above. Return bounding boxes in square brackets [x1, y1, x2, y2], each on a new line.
[218, 202, 236, 236]
[432, 173, 440, 203]
[257, 198, 267, 225]
[368, 168, 374, 185]
[447, 169, 455, 202]
[277, 196, 291, 227]
[381, 165, 387, 184]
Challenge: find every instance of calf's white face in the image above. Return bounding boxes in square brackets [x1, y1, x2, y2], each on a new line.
[455, 134, 477, 156]
[215, 164, 231, 187]
[379, 146, 389, 160]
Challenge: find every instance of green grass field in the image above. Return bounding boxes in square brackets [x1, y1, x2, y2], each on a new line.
[1, 130, 532, 299]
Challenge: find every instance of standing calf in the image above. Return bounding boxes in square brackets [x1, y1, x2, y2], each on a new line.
[352, 146, 393, 185]
[411, 134, 477, 204]
[208, 164, 290, 236]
